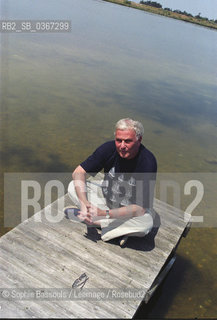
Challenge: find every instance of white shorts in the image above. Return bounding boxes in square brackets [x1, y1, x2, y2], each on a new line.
[68, 179, 153, 242]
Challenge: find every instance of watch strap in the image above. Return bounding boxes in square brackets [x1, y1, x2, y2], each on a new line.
[105, 209, 110, 219]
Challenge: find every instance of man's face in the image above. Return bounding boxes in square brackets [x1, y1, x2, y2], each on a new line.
[115, 129, 142, 160]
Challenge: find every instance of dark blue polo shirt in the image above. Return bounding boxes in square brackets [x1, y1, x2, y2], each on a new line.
[80, 141, 157, 209]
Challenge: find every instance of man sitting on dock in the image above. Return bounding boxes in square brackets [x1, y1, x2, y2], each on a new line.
[65, 118, 157, 246]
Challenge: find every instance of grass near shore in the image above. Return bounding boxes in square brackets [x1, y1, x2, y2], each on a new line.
[102, 0, 217, 31]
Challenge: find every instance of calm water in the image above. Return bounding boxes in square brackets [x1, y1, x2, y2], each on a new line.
[1, 0, 217, 318]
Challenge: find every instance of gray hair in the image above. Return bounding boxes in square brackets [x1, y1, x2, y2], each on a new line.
[115, 118, 144, 140]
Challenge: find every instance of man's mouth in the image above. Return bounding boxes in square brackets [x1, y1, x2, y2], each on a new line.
[120, 150, 128, 156]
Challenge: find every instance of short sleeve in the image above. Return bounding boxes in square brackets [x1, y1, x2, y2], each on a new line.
[80, 141, 116, 174]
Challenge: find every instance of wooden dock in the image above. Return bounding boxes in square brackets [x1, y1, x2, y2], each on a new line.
[0, 191, 191, 318]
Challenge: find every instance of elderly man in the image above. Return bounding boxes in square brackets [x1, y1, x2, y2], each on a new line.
[65, 118, 157, 246]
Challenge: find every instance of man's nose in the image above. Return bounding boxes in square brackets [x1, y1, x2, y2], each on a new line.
[120, 141, 126, 148]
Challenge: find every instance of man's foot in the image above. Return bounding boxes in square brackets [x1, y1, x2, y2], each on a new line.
[120, 235, 128, 247]
[63, 206, 80, 220]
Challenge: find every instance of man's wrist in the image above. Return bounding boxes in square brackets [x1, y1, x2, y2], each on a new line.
[105, 209, 110, 219]
[80, 200, 90, 209]
[99, 209, 111, 218]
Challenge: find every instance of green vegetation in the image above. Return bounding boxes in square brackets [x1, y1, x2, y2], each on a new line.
[140, 1, 162, 9]
[102, 0, 217, 30]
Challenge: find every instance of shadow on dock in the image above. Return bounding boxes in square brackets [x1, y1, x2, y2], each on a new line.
[84, 210, 161, 252]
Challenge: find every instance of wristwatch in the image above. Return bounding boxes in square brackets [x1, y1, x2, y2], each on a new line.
[105, 209, 110, 219]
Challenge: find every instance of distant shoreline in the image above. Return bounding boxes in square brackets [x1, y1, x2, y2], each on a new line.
[102, 0, 217, 31]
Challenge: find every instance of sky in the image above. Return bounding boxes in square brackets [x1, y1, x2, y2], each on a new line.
[135, 0, 217, 20]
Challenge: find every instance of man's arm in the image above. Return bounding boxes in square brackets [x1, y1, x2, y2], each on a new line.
[104, 205, 145, 218]
[72, 165, 91, 212]
[89, 204, 146, 222]
[72, 166, 145, 223]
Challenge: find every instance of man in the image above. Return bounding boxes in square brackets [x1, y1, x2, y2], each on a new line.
[66, 118, 157, 246]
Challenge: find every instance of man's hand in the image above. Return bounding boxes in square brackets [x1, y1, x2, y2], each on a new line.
[77, 202, 92, 224]
[77, 203, 102, 225]
[77, 210, 92, 224]
[87, 204, 104, 222]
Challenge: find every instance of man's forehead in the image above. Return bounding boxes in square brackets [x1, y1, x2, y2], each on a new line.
[115, 129, 136, 138]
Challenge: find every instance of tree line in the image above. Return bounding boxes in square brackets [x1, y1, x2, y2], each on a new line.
[140, 1, 162, 8]
[139, 1, 217, 23]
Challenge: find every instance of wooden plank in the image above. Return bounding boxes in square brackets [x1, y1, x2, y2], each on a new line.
[0, 258, 131, 319]
[30, 207, 168, 274]
[21, 208, 176, 292]
[0, 230, 136, 318]
[0, 268, 79, 318]
[0, 193, 191, 318]
[0, 223, 136, 317]
[21, 219, 157, 287]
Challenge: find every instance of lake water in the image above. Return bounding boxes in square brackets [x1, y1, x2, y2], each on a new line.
[1, 0, 217, 318]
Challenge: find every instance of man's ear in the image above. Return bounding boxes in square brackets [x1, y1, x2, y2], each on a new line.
[138, 136, 142, 143]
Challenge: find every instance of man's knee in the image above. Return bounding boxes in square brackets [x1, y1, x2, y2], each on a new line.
[133, 213, 153, 235]
[68, 180, 75, 196]
[68, 180, 80, 206]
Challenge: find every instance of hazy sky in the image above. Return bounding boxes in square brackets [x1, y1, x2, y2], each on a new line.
[0, 0, 216, 20]
[136, 0, 217, 20]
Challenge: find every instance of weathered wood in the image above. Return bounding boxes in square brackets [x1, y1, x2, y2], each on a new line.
[143, 255, 176, 303]
[0, 192, 191, 318]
